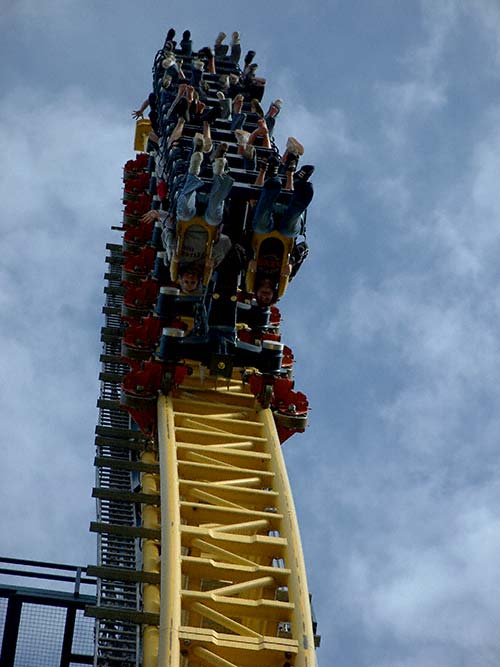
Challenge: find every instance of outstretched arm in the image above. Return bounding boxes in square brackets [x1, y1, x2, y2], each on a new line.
[131, 99, 149, 119]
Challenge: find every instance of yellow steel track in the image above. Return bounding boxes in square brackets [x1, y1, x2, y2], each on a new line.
[141, 365, 316, 667]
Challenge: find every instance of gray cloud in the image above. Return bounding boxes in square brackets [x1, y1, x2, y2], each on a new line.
[3, 3, 500, 666]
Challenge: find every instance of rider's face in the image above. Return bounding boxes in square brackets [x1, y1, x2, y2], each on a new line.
[256, 285, 274, 306]
[179, 272, 199, 293]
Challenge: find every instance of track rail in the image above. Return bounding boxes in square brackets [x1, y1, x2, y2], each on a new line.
[139, 368, 316, 667]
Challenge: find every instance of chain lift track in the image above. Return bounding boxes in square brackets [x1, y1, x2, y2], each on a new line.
[86, 27, 319, 667]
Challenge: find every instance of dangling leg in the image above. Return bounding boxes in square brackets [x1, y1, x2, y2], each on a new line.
[204, 171, 234, 226]
[251, 176, 282, 234]
[176, 159, 204, 221]
[202, 120, 213, 153]
[167, 117, 185, 147]
[276, 180, 313, 237]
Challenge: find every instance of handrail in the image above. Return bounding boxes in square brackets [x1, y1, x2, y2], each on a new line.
[0, 557, 97, 595]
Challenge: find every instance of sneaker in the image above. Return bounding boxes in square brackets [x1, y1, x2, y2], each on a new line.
[189, 151, 203, 175]
[251, 99, 264, 117]
[267, 98, 283, 117]
[214, 142, 229, 159]
[202, 136, 213, 153]
[193, 133, 204, 152]
[294, 164, 315, 183]
[198, 46, 214, 59]
[200, 104, 220, 124]
[213, 157, 227, 175]
[243, 144, 255, 160]
[244, 50, 256, 66]
[266, 155, 280, 178]
[286, 136, 304, 156]
[235, 129, 250, 146]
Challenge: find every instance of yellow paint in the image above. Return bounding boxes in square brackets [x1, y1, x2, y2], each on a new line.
[152, 366, 317, 666]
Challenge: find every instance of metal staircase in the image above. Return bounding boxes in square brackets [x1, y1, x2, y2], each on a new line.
[86, 242, 142, 666]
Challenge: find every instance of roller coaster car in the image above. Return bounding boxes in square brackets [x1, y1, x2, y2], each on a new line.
[121, 315, 163, 361]
[123, 221, 154, 251]
[123, 172, 150, 202]
[121, 360, 190, 435]
[122, 278, 160, 318]
[169, 216, 217, 286]
[123, 193, 152, 226]
[123, 153, 149, 180]
[247, 372, 309, 439]
[121, 245, 157, 283]
[245, 231, 295, 300]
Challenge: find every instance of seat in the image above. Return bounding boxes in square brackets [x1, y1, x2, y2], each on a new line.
[169, 216, 217, 286]
[245, 231, 295, 299]
[134, 118, 152, 152]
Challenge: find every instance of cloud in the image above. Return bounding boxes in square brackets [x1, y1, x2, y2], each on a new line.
[0, 84, 132, 564]
[372, 1, 463, 148]
[465, 0, 500, 69]
[1, 0, 78, 21]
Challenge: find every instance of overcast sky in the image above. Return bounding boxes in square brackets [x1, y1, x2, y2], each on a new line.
[2, 1, 500, 666]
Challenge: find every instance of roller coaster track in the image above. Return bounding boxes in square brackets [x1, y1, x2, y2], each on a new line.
[86, 28, 319, 667]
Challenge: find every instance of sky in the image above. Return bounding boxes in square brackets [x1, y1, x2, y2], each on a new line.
[2, 1, 500, 665]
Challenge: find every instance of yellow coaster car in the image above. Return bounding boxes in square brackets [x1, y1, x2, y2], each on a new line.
[245, 231, 295, 299]
[169, 216, 217, 286]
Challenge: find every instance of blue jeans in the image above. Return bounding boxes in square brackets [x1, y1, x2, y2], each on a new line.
[176, 174, 204, 221]
[177, 173, 234, 226]
[230, 43, 241, 64]
[190, 68, 203, 89]
[264, 114, 276, 136]
[278, 181, 313, 237]
[205, 173, 234, 225]
[251, 177, 282, 234]
[231, 112, 247, 131]
[252, 179, 313, 238]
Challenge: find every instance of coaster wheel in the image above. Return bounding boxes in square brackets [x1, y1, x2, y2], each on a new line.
[120, 390, 157, 410]
[123, 214, 141, 227]
[122, 239, 144, 254]
[272, 411, 308, 430]
[160, 371, 173, 396]
[121, 341, 153, 361]
[121, 269, 145, 285]
[123, 191, 140, 202]
[121, 303, 151, 319]
[261, 384, 273, 409]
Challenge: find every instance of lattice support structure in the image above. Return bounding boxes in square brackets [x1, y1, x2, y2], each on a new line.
[151, 367, 316, 667]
